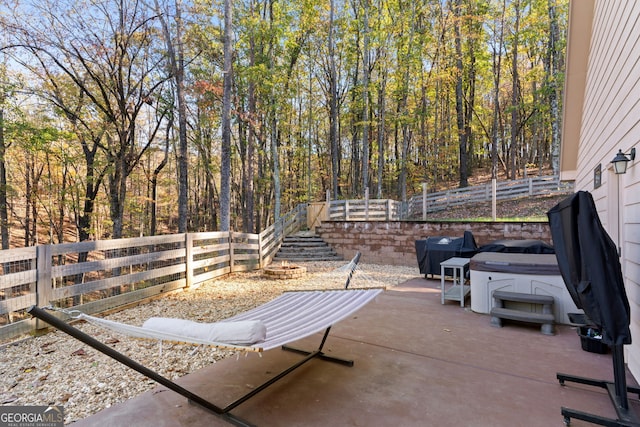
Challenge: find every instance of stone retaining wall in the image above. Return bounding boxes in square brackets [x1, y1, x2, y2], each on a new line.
[316, 221, 552, 266]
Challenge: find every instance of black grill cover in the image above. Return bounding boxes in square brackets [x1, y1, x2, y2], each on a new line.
[415, 231, 477, 276]
[547, 191, 631, 346]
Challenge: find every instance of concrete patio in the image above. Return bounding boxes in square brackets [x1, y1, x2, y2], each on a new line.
[71, 276, 640, 427]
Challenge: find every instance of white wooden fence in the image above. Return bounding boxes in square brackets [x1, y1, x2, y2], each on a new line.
[0, 204, 306, 342]
[327, 175, 573, 221]
[327, 199, 404, 221]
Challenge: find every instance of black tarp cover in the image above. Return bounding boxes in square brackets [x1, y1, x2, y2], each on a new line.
[547, 191, 631, 346]
[414, 231, 477, 276]
[476, 239, 555, 254]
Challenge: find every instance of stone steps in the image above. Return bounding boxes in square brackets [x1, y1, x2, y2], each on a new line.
[273, 232, 343, 263]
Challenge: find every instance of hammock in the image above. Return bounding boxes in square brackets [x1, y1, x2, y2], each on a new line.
[28, 252, 386, 426]
[66, 288, 382, 352]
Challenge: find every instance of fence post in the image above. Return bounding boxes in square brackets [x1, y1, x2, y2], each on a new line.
[229, 231, 235, 272]
[364, 188, 369, 221]
[258, 232, 264, 268]
[185, 233, 194, 288]
[345, 200, 349, 221]
[35, 244, 52, 330]
[302, 203, 308, 229]
[422, 183, 427, 220]
[492, 179, 497, 221]
[529, 178, 533, 196]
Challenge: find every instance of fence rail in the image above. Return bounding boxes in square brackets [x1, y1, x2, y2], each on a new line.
[328, 199, 404, 221]
[407, 175, 573, 218]
[327, 175, 573, 221]
[0, 204, 306, 342]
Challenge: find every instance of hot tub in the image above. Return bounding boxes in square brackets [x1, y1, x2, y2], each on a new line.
[470, 252, 582, 324]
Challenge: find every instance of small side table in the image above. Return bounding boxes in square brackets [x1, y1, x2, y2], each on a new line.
[440, 257, 471, 307]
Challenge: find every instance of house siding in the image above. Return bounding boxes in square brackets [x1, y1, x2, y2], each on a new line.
[573, 1, 640, 378]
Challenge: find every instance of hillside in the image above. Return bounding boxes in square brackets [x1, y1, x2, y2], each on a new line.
[425, 193, 569, 221]
[423, 166, 570, 221]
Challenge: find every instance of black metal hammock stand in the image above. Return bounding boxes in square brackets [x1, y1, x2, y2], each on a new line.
[548, 191, 640, 426]
[28, 252, 384, 427]
[557, 344, 640, 426]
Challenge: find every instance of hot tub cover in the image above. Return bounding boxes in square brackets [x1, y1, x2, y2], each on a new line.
[547, 191, 631, 346]
[477, 239, 554, 254]
[469, 252, 560, 275]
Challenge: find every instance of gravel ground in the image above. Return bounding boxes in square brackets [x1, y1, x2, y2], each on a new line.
[0, 262, 419, 425]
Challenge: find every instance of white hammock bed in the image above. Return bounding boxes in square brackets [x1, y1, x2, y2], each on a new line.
[62, 287, 382, 352]
[28, 252, 384, 426]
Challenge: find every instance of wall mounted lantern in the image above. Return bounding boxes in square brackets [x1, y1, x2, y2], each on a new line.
[611, 148, 636, 174]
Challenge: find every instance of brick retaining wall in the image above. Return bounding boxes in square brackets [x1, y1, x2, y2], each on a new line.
[316, 221, 552, 266]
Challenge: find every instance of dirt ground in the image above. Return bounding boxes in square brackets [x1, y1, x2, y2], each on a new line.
[426, 193, 569, 220]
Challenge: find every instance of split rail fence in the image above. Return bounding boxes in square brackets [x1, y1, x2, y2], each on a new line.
[326, 175, 573, 221]
[0, 204, 306, 342]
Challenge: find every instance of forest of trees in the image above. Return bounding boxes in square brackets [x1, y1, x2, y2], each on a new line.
[0, 0, 568, 248]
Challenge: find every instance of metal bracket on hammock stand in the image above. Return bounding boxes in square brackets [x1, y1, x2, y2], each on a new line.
[282, 251, 361, 367]
[281, 326, 354, 366]
[27, 305, 355, 427]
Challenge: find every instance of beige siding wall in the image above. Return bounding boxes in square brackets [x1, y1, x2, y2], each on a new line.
[575, 1, 640, 377]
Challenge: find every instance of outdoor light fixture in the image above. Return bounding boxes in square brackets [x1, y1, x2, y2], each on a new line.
[611, 147, 636, 174]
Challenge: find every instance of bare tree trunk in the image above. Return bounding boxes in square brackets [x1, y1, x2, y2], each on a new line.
[491, 0, 506, 180]
[245, 87, 256, 232]
[244, 4, 256, 233]
[0, 106, 9, 249]
[30, 163, 41, 244]
[155, 0, 189, 233]
[271, 120, 280, 219]
[453, 0, 468, 188]
[532, 80, 543, 173]
[510, 0, 520, 180]
[53, 156, 67, 244]
[350, 68, 360, 195]
[151, 117, 171, 236]
[397, 2, 416, 202]
[400, 127, 411, 202]
[220, 0, 233, 231]
[361, 0, 370, 196]
[329, 0, 340, 199]
[108, 151, 127, 239]
[24, 156, 32, 246]
[265, 2, 281, 220]
[175, 16, 189, 233]
[547, 0, 561, 174]
[465, 48, 476, 174]
[376, 72, 387, 199]
[162, 1, 212, 232]
[78, 141, 101, 243]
